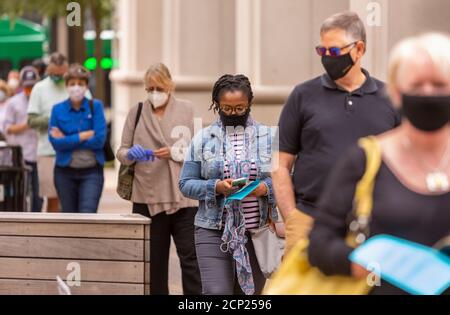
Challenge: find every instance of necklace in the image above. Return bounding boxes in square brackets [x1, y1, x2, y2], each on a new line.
[402, 137, 450, 193]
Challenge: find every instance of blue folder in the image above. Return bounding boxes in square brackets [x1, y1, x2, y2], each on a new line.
[349, 234, 450, 295]
[225, 180, 261, 205]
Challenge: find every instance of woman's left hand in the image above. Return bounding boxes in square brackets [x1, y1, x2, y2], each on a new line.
[154, 147, 171, 160]
[249, 183, 268, 197]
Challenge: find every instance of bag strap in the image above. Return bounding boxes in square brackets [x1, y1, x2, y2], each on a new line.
[89, 99, 94, 113]
[347, 136, 382, 247]
[88, 99, 96, 130]
[131, 102, 143, 145]
[122, 103, 143, 169]
[354, 136, 382, 218]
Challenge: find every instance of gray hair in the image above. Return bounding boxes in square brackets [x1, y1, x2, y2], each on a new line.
[320, 11, 366, 46]
[49, 52, 68, 66]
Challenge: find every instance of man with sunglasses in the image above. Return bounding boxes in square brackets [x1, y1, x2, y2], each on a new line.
[272, 11, 400, 255]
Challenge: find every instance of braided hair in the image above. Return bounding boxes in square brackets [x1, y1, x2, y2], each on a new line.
[209, 74, 254, 113]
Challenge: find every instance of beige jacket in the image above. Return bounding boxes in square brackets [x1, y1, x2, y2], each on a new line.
[117, 96, 198, 216]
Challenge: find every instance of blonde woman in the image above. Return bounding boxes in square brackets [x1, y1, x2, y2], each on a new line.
[116, 63, 201, 295]
[308, 33, 450, 294]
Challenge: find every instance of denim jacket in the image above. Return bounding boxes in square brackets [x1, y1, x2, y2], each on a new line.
[179, 116, 278, 230]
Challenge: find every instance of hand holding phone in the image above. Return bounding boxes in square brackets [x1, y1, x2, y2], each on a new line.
[232, 177, 248, 187]
[216, 179, 239, 196]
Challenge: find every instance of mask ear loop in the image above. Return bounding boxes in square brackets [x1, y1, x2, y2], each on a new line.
[220, 240, 231, 253]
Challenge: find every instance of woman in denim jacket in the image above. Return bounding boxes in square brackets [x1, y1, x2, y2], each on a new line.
[179, 74, 278, 295]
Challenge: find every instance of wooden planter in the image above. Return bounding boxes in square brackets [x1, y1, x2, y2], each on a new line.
[0, 212, 150, 295]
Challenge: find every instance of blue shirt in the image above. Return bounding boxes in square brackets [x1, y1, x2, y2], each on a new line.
[49, 97, 106, 167]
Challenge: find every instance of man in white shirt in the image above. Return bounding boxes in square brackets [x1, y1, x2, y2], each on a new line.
[27, 52, 69, 212]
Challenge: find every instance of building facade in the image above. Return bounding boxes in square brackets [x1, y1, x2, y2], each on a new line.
[110, 0, 450, 151]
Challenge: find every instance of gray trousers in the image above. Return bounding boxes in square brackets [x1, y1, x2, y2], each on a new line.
[194, 226, 266, 295]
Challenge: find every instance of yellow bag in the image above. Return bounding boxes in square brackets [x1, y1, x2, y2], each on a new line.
[263, 137, 381, 295]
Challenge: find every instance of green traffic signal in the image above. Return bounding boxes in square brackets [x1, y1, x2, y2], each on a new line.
[84, 57, 118, 70]
[84, 57, 97, 70]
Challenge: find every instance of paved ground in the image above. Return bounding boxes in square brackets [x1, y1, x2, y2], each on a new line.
[98, 168, 183, 295]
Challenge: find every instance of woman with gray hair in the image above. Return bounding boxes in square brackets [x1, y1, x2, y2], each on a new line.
[308, 32, 450, 295]
[116, 63, 201, 295]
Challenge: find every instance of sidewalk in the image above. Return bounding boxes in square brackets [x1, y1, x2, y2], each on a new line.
[98, 168, 183, 295]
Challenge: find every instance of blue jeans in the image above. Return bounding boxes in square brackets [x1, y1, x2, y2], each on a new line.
[54, 165, 104, 213]
[25, 161, 43, 212]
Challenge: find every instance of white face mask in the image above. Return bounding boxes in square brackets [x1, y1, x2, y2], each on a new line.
[0, 90, 6, 103]
[8, 79, 19, 91]
[68, 85, 87, 103]
[148, 91, 169, 108]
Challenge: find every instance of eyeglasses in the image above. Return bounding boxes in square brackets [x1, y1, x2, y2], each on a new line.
[315, 42, 358, 57]
[220, 105, 249, 116]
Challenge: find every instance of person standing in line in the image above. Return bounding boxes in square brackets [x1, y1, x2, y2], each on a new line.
[49, 64, 106, 213]
[272, 11, 401, 255]
[27, 52, 91, 212]
[4, 66, 43, 212]
[308, 32, 450, 295]
[179, 74, 278, 295]
[0, 80, 12, 137]
[117, 63, 201, 295]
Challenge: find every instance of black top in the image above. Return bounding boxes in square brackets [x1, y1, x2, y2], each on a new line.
[277, 69, 400, 216]
[308, 145, 450, 295]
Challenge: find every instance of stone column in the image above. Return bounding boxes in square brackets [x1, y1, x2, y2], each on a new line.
[110, 0, 164, 156]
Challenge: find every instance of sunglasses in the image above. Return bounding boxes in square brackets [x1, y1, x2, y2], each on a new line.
[315, 42, 358, 57]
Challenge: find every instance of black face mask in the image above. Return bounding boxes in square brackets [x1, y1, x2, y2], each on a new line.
[219, 109, 250, 128]
[402, 94, 450, 132]
[321, 52, 355, 81]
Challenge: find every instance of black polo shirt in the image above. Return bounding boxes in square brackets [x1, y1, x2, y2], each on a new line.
[277, 69, 400, 217]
